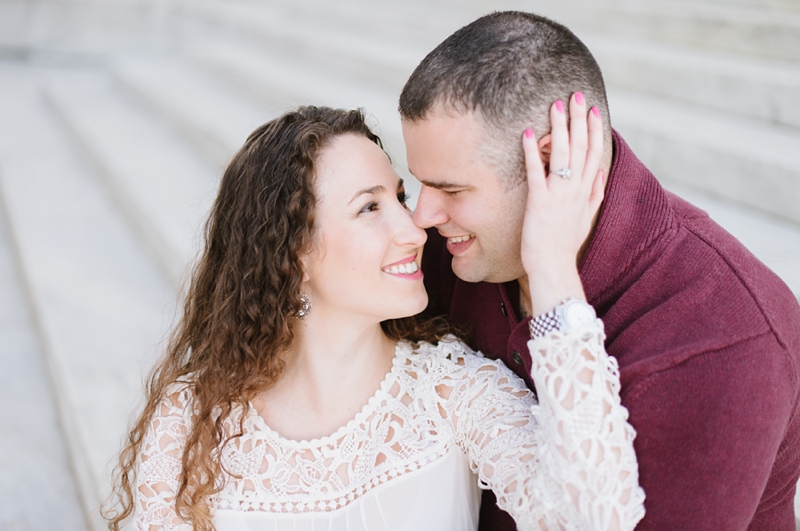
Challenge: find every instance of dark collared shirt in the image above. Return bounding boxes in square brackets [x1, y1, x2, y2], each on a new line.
[421, 131, 800, 530]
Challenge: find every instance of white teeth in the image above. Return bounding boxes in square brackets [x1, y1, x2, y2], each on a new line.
[383, 261, 419, 275]
[448, 234, 473, 244]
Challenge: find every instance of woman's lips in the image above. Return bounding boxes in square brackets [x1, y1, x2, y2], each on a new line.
[382, 254, 423, 280]
[445, 234, 475, 256]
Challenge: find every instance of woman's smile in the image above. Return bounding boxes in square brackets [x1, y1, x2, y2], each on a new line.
[382, 254, 423, 279]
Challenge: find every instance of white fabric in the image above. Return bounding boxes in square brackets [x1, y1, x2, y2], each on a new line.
[135, 321, 645, 530]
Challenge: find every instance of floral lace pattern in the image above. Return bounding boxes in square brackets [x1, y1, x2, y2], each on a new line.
[135, 323, 644, 531]
[478, 322, 647, 530]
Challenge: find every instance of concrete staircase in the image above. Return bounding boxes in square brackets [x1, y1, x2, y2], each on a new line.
[0, 0, 798, 529]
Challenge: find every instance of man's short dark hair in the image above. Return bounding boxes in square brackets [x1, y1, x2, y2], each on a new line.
[399, 11, 611, 183]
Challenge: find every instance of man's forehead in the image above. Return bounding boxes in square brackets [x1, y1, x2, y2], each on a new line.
[405, 101, 484, 126]
[403, 106, 503, 183]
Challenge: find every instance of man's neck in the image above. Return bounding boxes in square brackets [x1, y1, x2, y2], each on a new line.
[517, 275, 532, 318]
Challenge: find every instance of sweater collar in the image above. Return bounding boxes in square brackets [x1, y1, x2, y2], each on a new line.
[578, 130, 676, 309]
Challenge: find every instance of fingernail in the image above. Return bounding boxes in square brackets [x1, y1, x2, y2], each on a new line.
[592, 106, 600, 118]
[575, 92, 584, 105]
[524, 128, 533, 139]
[555, 100, 564, 113]
[601, 170, 605, 184]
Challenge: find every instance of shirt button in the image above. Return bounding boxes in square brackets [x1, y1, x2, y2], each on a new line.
[500, 302, 507, 317]
[512, 351, 524, 365]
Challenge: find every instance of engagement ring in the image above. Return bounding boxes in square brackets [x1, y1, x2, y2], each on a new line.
[553, 167, 572, 179]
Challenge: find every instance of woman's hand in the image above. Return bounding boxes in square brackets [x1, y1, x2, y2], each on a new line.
[520, 93, 605, 316]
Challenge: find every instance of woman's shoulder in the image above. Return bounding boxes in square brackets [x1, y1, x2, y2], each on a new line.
[399, 335, 523, 386]
[397, 336, 535, 421]
[151, 378, 197, 424]
[400, 334, 479, 366]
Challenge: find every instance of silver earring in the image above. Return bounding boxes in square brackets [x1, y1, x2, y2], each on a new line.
[297, 294, 312, 319]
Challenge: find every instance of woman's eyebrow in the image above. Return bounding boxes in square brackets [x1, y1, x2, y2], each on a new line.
[348, 185, 384, 204]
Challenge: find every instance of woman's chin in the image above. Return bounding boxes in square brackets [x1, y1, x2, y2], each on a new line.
[382, 293, 429, 321]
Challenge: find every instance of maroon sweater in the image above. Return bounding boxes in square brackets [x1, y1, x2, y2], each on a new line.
[421, 131, 800, 530]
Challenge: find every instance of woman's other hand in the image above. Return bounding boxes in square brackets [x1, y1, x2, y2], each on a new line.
[520, 92, 605, 316]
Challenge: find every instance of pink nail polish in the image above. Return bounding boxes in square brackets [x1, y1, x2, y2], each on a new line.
[555, 100, 564, 113]
[524, 128, 533, 139]
[575, 92, 584, 105]
[592, 106, 600, 118]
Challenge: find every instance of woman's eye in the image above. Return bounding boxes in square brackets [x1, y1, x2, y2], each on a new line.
[359, 201, 379, 214]
[397, 192, 410, 205]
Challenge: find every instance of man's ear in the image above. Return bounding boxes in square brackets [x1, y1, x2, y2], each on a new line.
[537, 134, 552, 172]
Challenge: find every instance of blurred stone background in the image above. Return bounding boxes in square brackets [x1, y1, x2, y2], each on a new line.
[0, 0, 798, 529]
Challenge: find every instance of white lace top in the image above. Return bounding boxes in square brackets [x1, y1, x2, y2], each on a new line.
[135, 320, 645, 530]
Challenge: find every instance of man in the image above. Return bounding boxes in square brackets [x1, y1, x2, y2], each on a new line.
[399, 11, 800, 531]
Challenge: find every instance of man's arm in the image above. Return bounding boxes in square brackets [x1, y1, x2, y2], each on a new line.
[623, 334, 797, 530]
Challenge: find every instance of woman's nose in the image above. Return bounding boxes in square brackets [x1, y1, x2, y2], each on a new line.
[395, 207, 428, 248]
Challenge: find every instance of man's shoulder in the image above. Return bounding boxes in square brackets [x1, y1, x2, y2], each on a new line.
[612, 191, 800, 387]
[667, 191, 799, 343]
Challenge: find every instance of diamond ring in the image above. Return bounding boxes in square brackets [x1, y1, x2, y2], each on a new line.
[553, 167, 572, 179]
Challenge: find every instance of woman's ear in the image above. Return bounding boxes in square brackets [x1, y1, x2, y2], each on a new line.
[537, 133, 552, 173]
[298, 251, 312, 284]
[300, 263, 311, 284]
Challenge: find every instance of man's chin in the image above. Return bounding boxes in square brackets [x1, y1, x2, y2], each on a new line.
[452, 256, 523, 284]
[451, 257, 489, 284]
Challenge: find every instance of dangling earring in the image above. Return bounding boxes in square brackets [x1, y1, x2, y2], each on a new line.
[297, 294, 312, 319]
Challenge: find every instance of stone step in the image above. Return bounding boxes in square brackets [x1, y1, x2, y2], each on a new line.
[188, 37, 421, 200]
[584, 33, 800, 130]
[112, 57, 278, 171]
[45, 72, 220, 284]
[268, 0, 472, 50]
[511, 0, 800, 63]
[0, 161, 86, 531]
[609, 88, 800, 225]
[187, 1, 427, 95]
[0, 65, 176, 531]
[703, 0, 800, 10]
[195, 0, 800, 65]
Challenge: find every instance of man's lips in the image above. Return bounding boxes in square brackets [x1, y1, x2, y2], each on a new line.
[445, 234, 475, 256]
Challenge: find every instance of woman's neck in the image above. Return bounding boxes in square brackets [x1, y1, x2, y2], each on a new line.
[253, 310, 396, 441]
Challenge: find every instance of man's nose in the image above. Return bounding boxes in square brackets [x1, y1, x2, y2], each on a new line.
[412, 187, 449, 229]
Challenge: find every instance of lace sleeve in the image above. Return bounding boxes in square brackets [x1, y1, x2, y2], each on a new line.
[134, 385, 194, 531]
[445, 320, 645, 531]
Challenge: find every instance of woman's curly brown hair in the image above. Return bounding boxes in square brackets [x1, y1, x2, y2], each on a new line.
[104, 106, 455, 531]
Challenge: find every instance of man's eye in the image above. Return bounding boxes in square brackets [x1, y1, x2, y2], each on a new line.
[443, 190, 461, 197]
[359, 201, 379, 214]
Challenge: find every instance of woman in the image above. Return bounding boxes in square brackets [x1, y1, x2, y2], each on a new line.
[106, 102, 645, 530]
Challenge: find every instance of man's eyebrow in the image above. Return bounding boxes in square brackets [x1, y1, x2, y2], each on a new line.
[348, 185, 384, 204]
[417, 180, 464, 190]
